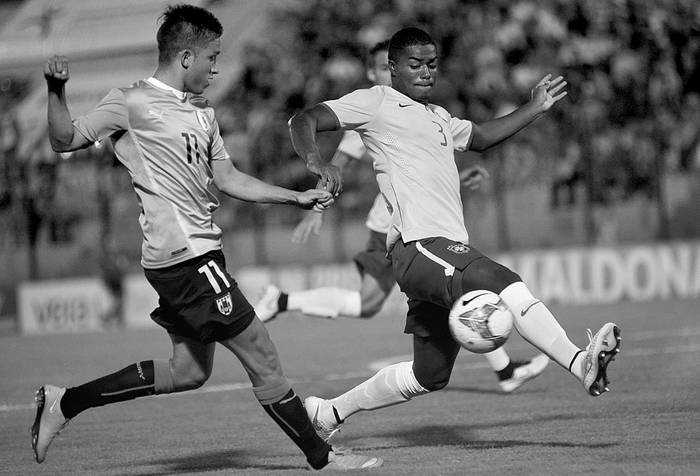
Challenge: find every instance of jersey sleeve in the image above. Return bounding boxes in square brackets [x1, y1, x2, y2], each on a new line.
[335, 131, 366, 161]
[72, 88, 129, 142]
[322, 87, 384, 130]
[209, 113, 230, 162]
[449, 116, 474, 152]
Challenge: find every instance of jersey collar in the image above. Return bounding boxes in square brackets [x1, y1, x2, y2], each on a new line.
[146, 77, 187, 101]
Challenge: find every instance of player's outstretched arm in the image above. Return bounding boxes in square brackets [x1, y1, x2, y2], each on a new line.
[289, 104, 343, 197]
[44, 56, 92, 152]
[291, 146, 355, 243]
[470, 74, 567, 152]
[291, 211, 324, 244]
[212, 158, 333, 209]
[459, 164, 489, 191]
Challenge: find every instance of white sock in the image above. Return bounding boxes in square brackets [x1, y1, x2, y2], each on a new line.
[287, 288, 361, 318]
[499, 282, 583, 379]
[483, 346, 510, 372]
[331, 361, 429, 421]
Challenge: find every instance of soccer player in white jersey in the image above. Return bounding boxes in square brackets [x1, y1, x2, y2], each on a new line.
[255, 40, 549, 393]
[31, 5, 381, 471]
[288, 27, 622, 442]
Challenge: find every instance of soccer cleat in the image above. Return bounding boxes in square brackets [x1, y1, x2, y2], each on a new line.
[499, 354, 550, 393]
[253, 285, 282, 323]
[314, 446, 383, 471]
[582, 323, 622, 396]
[305, 396, 343, 442]
[31, 385, 69, 463]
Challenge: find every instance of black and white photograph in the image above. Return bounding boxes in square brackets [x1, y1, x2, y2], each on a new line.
[0, 0, 698, 474]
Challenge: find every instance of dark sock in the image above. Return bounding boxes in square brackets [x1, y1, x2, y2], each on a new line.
[60, 361, 156, 419]
[278, 293, 289, 312]
[262, 389, 330, 469]
[496, 360, 516, 380]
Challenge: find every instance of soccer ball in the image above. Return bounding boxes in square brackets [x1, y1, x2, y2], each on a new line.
[448, 290, 513, 353]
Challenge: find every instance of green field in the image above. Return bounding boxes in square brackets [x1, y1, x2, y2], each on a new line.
[1, 298, 699, 475]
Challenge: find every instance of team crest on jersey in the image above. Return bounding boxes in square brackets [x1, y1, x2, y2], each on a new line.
[216, 292, 233, 316]
[195, 110, 211, 132]
[447, 243, 470, 254]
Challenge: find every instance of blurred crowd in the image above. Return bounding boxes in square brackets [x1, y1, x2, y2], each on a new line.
[1, 0, 699, 253]
[219, 0, 700, 213]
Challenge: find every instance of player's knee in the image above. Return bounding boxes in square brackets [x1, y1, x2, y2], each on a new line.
[465, 259, 521, 295]
[171, 364, 211, 391]
[359, 290, 388, 318]
[413, 366, 451, 392]
[360, 299, 383, 318]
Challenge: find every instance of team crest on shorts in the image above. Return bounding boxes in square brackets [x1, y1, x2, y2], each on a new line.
[447, 243, 470, 254]
[216, 292, 233, 316]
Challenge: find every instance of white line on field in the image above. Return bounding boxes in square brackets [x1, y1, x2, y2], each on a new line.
[3, 331, 700, 414]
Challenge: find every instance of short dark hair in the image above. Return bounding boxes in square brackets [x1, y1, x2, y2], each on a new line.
[367, 40, 389, 68]
[156, 4, 223, 64]
[388, 27, 435, 62]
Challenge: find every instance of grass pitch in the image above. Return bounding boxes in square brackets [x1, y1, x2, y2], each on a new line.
[1, 297, 699, 475]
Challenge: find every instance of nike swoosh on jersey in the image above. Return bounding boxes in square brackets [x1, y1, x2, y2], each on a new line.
[520, 300, 542, 317]
[398, 103, 412, 108]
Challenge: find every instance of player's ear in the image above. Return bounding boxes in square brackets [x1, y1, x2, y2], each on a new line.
[388, 60, 397, 76]
[181, 50, 193, 69]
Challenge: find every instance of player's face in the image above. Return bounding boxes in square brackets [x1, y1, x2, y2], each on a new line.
[389, 43, 438, 103]
[367, 49, 391, 86]
[183, 38, 221, 94]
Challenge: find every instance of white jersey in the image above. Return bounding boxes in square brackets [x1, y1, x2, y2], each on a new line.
[323, 85, 474, 250]
[72, 78, 229, 268]
[335, 131, 392, 234]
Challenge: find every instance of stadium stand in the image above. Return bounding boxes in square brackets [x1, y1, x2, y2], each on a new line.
[0, 0, 699, 320]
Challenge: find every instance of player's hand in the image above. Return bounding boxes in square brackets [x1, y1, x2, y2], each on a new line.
[307, 161, 343, 197]
[459, 165, 489, 191]
[44, 56, 70, 89]
[295, 189, 334, 211]
[531, 74, 567, 112]
[292, 210, 324, 244]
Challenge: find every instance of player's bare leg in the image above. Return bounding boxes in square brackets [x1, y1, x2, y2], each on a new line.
[221, 317, 381, 469]
[357, 274, 390, 318]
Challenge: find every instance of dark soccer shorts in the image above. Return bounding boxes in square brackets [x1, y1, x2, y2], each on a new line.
[390, 237, 520, 338]
[353, 230, 396, 294]
[144, 250, 255, 344]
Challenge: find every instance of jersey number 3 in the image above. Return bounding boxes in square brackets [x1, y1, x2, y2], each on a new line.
[431, 121, 448, 147]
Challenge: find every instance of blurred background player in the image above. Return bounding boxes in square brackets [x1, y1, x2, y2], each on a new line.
[31, 4, 380, 471]
[288, 27, 621, 441]
[255, 40, 549, 393]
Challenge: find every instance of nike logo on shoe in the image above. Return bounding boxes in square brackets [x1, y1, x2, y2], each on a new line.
[520, 300, 541, 317]
[48, 396, 60, 414]
[312, 404, 321, 426]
